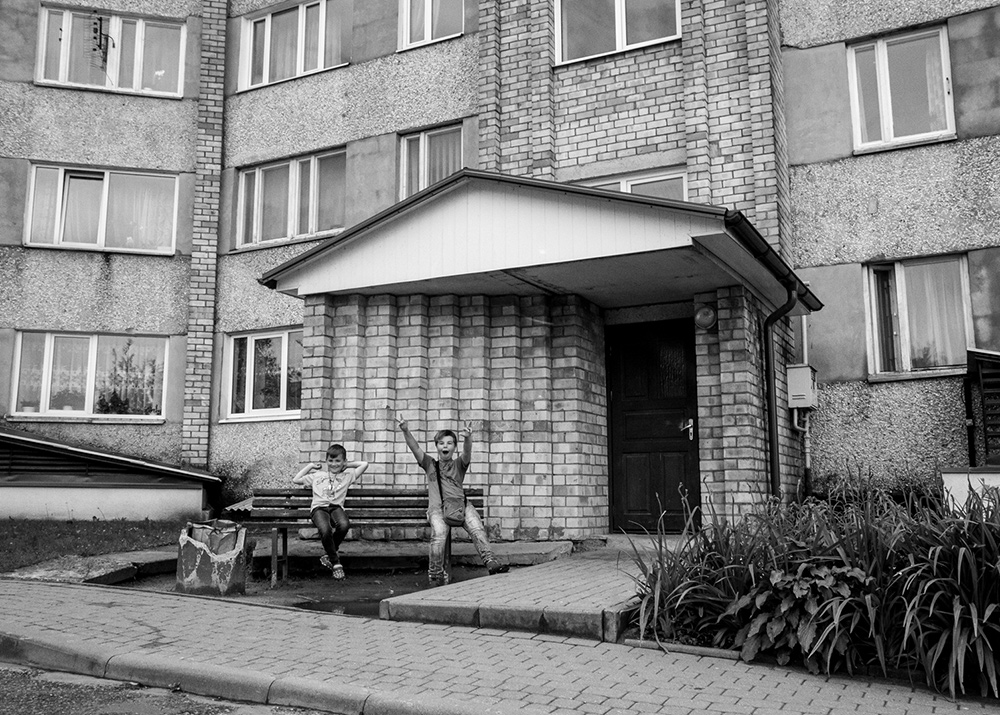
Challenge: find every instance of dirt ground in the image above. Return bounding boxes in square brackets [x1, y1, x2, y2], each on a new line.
[122, 564, 494, 617]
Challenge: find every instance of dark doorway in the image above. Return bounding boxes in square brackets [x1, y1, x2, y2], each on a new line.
[607, 319, 700, 533]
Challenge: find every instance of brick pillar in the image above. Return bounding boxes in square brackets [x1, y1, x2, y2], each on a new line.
[330, 296, 367, 456]
[428, 295, 462, 428]
[394, 295, 430, 487]
[459, 296, 493, 527]
[181, 0, 227, 467]
[528, 0, 555, 179]
[694, 292, 726, 519]
[521, 296, 554, 539]
[477, 0, 502, 172]
[301, 294, 337, 465]
[364, 295, 398, 486]
[682, 0, 711, 204]
[488, 296, 522, 538]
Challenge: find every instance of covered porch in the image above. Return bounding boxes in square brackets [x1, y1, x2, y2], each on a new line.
[262, 170, 821, 538]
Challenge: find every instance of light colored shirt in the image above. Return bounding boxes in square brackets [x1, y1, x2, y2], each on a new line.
[294, 467, 363, 511]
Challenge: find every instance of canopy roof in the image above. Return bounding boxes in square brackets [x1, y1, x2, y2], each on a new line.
[262, 170, 822, 315]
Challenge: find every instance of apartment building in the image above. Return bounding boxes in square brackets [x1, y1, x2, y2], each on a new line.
[782, 2, 1000, 490]
[15, 0, 972, 536]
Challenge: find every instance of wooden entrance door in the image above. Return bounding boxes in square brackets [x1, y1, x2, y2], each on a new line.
[608, 319, 699, 533]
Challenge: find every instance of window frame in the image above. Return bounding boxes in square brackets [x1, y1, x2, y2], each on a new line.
[398, 0, 465, 51]
[846, 26, 956, 153]
[223, 328, 304, 421]
[582, 170, 688, 201]
[399, 124, 463, 199]
[236, 149, 347, 247]
[554, 0, 681, 65]
[863, 254, 974, 377]
[36, 7, 186, 97]
[25, 165, 179, 254]
[10, 332, 168, 419]
[239, 0, 349, 90]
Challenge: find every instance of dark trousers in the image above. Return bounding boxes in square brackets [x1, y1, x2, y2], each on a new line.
[311, 505, 350, 564]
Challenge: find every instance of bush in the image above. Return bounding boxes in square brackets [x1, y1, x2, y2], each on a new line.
[629, 485, 1000, 699]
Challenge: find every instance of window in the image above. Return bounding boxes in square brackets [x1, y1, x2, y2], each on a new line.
[557, 0, 679, 63]
[399, 0, 463, 49]
[242, 0, 349, 89]
[228, 330, 303, 418]
[867, 255, 972, 375]
[848, 27, 955, 151]
[587, 171, 686, 201]
[27, 166, 177, 253]
[12, 333, 166, 416]
[400, 125, 462, 198]
[38, 8, 185, 96]
[238, 150, 346, 246]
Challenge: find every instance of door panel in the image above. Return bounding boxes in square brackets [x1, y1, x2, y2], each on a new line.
[609, 319, 699, 533]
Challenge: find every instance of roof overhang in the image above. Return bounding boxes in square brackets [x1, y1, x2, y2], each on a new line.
[262, 170, 822, 315]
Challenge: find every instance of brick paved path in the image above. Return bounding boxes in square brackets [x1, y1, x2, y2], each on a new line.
[1, 577, 996, 715]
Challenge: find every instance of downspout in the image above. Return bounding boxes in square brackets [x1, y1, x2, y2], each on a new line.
[763, 283, 798, 499]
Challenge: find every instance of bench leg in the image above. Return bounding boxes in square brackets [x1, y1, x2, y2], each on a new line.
[444, 529, 452, 582]
[270, 528, 278, 588]
[281, 528, 289, 582]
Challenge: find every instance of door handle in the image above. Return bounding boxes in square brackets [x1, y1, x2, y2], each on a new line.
[679, 419, 694, 441]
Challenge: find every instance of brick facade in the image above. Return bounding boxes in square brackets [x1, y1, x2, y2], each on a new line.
[299, 294, 608, 541]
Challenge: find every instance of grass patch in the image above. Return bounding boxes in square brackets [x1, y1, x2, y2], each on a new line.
[0, 518, 188, 573]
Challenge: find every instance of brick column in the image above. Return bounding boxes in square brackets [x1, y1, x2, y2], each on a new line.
[330, 296, 367, 455]
[394, 295, 430, 487]
[694, 292, 726, 519]
[488, 296, 522, 538]
[181, 0, 227, 467]
[459, 296, 493, 529]
[477, 0, 502, 172]
[301, 294, 337, 465]
[428, 295, 462, 428]
[364, 295, 398, 486]
[520, 296, 554, 539]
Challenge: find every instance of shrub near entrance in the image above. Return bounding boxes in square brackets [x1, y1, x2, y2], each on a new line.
[628, 486, 1000, 699]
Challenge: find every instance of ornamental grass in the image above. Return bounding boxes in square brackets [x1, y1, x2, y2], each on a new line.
[628, 481, 1000, 699]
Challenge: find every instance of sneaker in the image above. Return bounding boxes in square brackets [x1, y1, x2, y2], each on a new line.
[428, 573, 451, 587]
[486, 560, 509, 575]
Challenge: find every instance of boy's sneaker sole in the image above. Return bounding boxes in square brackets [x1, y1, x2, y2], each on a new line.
[320, 555, 344, 578]
[487, 562, 510, 575]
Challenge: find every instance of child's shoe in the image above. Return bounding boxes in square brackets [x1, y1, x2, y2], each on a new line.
[320, 555, 345, 579]
[428, 573, 451, 587]
[486, 559, 509, 575]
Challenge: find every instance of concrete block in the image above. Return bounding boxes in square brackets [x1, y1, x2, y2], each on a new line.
[478, 603, 542, 632]
[175, 520, 254, 596]
[383, 599, 480, 627]
[0, 634, 115, 678]
[267, 676, 369, 714]
[105, 652, 273, 703]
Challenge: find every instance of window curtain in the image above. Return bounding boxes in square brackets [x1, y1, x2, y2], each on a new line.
[30, 168, 59, 244]
[106, 173, 174, 250]
[432, 0, 463, 40]
[324, 0, 346, 67]
[16, 334, 46, 411]
[261, 165, 290, 241]
[93, 336, 164, 415]
[62, 174, 103, 244]
[269, 8, 298, 82]
[317, 153, 346, 231]
[409, 0, 425, 44]
[141, 23, 181, 92]
[48, 336, 89, 410]
[426, 129, 462, 186]
[905, 259, 965, 369]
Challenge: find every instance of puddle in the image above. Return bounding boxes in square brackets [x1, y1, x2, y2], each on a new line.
[292, 597, 383, 617]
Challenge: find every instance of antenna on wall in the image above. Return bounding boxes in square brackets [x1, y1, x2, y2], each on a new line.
[89, 12, 115, 71]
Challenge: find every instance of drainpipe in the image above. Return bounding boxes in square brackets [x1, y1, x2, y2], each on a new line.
[763, 283, 798, 499]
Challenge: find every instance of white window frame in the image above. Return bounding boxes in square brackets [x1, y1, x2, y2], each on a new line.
[847, 26, 956, 153]
[583, 170, 687, 200]
[398, 0, 464, 50]
[555, 0, 681, 65]
[36, 8, 186, 97]
[223, 328, 303, 421]
[25, 165, 179, 254]
[863, 254, 974, 377]
[399, 124, 463, 199]
[10, 332, 168, 419]
[236, 149, 347, 247]
[239, 0, 349, 90]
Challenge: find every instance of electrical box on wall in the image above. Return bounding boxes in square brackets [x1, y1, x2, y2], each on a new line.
[787, 364, 817, 409]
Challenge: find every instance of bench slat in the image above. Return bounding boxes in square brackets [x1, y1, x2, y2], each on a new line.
[251, 487, 483, 498]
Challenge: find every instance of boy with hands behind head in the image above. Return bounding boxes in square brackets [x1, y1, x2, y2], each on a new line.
[293, 443, 368, 580]
[396, 414, 508, 586]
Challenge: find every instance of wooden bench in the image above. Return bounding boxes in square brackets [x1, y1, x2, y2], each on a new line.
[223, 487, 485, 586]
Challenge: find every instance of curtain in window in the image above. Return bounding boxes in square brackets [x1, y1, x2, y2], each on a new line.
[317, 153, 346, 231]
[62, 174, 103, 244]
[48, 336, 89, 411]
[106, 173, 175, 250]
[261, 165, 290, 241]
[432, 0, 463, 40]
[325, 0, 348, 66]
[16, 333, 46, 412]
[404, 137, 422, 197]
[562, 0, 616, 61]
[93, 336, 164, 415]
[251, 20, 266, 85]
[304, 4, 320, 72]
[624, 0, 675, 45]
[270, 8, 298, 82]
[888, 34, 946, 138]
[141, 24, 181, 92]
[409, 0, 425, 44]
[905, 259, 965, 369]
[426, 129, 462, 187]
[30, 168, 59, 245]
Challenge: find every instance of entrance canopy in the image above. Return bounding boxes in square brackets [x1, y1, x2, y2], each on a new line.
[262, 170, 822, 314]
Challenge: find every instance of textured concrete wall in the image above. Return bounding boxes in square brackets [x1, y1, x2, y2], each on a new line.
[809, 379, 968, 487]
[795, 264, 867, 382]
[224, 35, 478, 167]
[779, 0, 998, 48]
[209, 420, 301, 501]
[790, 137, 1000, 268]
[216, 247, 313, 333]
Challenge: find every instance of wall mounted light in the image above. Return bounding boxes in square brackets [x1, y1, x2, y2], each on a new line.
[694, 304, 717, 330]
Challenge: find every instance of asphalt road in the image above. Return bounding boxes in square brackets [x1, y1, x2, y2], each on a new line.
[0, 662, 328, 715]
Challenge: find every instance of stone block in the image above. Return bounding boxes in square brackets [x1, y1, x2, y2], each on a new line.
[175, 519, 253, 596]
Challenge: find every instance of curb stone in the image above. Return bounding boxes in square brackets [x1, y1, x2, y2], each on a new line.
[623, 637, 741, 660]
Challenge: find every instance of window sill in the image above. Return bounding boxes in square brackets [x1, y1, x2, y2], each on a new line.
[853, 133, 957, 156]
[554, 35, 680, 68]
[34, 80, 183, 100]
[230, 231, 339, 254]
[7, 414, 166, 424]
[23, 243, 176, 256]
[237, 62, 349, 94]
[397, 32, 464, 53]
[219, 413, 301, 424]
[868, 367, 966, 383]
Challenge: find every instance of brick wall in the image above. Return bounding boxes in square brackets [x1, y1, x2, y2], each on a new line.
[298, 293, 608, 540]
[182, 0, 227, 467]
